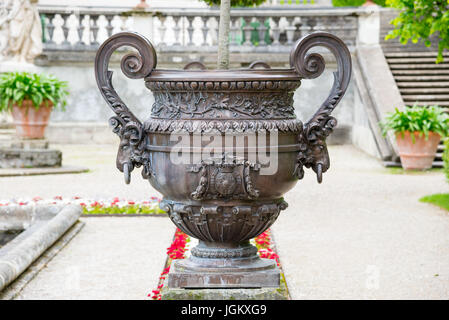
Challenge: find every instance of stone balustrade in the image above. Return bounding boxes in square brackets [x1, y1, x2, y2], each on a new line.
[38, 6, 361, 55]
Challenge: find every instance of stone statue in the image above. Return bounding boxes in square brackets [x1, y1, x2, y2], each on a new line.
[0, 0, 42, 63]
[0, 0, 9, 59]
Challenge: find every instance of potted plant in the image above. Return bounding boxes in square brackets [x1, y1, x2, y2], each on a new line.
[381, 105, 449, 170]
[0, 72, 68, 139]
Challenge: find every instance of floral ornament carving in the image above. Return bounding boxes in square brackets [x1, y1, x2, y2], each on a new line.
[290, 32, 352, 183]
[95, 32, 157, 184]
[150, 90, 296, 120]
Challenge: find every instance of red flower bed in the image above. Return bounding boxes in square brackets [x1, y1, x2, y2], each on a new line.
[0, 196, 164, 215]
[255, 231, 280, 266]
[149, 229, 281, 300]
[150, 229, 188, 300]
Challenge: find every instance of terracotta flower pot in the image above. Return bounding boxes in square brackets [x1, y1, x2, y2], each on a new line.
[395, 131, 440, 170]
[11, 100, 53, 139]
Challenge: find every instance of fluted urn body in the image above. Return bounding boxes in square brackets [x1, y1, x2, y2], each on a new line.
[95, 31, 351, 288]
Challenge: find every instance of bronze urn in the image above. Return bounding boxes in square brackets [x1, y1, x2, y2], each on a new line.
[95, 31, 351, 288]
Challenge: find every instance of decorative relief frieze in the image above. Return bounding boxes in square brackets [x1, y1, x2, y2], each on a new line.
[150, 90, 297, 120]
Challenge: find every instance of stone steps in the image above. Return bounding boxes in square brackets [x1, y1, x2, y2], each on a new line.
[384, 52, 449, 58]
[0, 129, 14, 135]
[400, 88, 449, 94]
[403, 101, 449, 107]
[393, 75, 449, 82]
[392, 69, 449, 75]
[389, 63, 449, 70]
[387, 57, 449, 64]
[401, 94, 449, 101]
[397, 82, 449, 88]
[0, 129, 15, 143]
[436, 143, 445, 162]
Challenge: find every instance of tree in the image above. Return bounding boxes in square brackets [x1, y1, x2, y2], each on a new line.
[217, 0, 231, 69]
[385, 0, 449, 62]
[202, 0, 268, 69]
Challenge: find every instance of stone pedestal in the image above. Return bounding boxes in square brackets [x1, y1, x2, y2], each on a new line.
[167, 258, 281, 289]
[0, 131, 62, 168]
[163, 257, 288, 300]
[163, 256, 289, 300]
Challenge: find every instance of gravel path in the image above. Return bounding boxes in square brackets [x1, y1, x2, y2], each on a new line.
[0, 144, 160, 201]
[15, 217, 175, 300]
[274, 146, 449, 299]
[2, 144, 449, 299]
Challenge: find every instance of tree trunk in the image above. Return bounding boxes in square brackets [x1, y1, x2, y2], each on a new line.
[217, 0, 231, 69]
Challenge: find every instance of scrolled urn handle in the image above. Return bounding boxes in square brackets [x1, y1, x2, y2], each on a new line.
[95, 32, 157, 184]
[290, 32, 352, 183]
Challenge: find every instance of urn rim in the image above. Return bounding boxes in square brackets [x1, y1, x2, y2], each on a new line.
[145, 68, 301, 82]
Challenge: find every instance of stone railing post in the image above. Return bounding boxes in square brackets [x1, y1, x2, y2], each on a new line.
[357, 5, 380, 46]
[131, 10, 154, 43]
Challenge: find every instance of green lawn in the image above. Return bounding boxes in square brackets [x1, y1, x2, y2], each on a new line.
[387, 167, 443, 175]
[420, 193, 449, 211]
[82, 203, 166, 216]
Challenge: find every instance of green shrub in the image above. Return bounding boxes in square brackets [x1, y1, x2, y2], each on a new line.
[0, 72, 68, 112]
[332, 0, 386, 7]
[82, 204, 166, 215]
[385, 0, 448, 63]
[380, 105, 449, 142]
[443, 139, 449, 182]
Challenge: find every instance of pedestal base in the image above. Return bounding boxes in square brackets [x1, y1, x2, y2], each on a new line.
[0, 136, 62, 168]
[3, 138, 49, 149]
[0, 148, 62, 168]
[161, 287, 287, 300]
[167, 257, 280, 289]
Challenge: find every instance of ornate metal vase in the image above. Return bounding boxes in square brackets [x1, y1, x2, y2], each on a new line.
[95, 31, 351, 288]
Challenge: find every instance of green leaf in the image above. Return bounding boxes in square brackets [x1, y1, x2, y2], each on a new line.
[0, 72, 69, 112]
[380, 106, 449, 140]
[384, 0, 448, 63]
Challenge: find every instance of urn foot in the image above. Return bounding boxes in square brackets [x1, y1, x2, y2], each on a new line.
[167, 240, 279, 288]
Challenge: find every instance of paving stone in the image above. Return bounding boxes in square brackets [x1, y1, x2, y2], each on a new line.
[14, 217, 175, 300]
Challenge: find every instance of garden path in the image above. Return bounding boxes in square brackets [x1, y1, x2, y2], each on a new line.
[274, 146, 449, 299]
